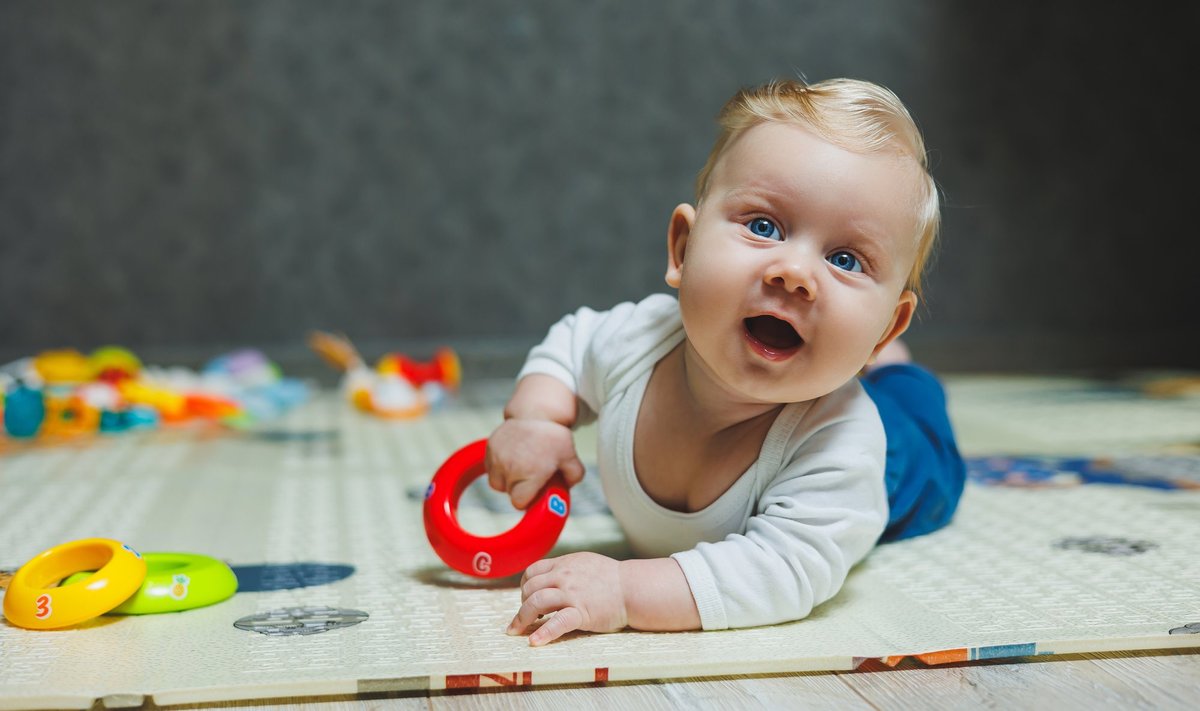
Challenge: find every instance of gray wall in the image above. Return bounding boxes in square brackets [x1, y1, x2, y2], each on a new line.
[2, 1, 1197, 377]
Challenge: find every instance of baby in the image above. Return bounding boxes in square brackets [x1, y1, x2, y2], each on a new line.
[486, 78, 965, 646]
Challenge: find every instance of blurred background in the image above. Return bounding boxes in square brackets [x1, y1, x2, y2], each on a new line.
[2, 0, 1197, 383]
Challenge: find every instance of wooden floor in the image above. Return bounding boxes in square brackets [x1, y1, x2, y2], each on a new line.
[151, 648, 1199, 710]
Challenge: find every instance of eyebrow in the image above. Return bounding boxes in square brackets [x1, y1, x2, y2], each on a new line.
[718, 184, 789, 205]
[843, 227, 893, 268]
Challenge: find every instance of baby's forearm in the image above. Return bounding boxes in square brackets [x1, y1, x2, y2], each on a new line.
[617, 558, 701, 631]
[504, 374, 578, 427]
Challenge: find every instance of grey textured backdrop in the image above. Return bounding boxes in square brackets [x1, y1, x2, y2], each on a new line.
[2, 1, 1197, 377]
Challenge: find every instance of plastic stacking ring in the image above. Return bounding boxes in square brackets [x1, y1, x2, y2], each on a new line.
[2, 538, 147, 630]
[62, 552, 238, 615]
[424, 438, 570, 579]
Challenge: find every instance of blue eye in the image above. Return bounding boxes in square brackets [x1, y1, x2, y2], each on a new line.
[827, 251, 862, 273]
[746, 218, 781, 240]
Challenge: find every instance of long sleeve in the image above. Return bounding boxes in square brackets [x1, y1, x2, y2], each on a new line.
[516, 294, 683, 427]
[670, 384, 888, 630]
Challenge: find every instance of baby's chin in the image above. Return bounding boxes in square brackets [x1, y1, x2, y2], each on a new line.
[722, 376, 836, 407]
[730, 367, 864, 406]
[687, 343, 858, 405]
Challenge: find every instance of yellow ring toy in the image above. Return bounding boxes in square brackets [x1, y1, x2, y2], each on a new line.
[62, 552, 238, 615]
[2, 538, 147, 630]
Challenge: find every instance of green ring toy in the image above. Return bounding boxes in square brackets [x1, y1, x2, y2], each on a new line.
[63, 552, 237, 615]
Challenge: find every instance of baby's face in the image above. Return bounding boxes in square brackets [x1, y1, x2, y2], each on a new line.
[667, 122, 922, 404]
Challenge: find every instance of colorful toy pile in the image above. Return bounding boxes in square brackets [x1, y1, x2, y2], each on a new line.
[308, 331, 461, 419]
[1, 346, 310, 441]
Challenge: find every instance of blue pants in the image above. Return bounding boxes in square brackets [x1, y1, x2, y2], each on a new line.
[859, 364, 965, 542]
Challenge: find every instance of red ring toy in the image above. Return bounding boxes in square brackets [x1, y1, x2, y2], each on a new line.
[423, 438, 570, 579]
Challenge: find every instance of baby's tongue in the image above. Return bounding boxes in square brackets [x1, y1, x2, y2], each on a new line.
[746, 316, 801, 349]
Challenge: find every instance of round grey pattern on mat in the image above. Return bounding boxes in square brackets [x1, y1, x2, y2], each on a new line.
[1053, 536, 1158, 556]
[1168, 622, 1200, 635]
[234, 606, 369, 636]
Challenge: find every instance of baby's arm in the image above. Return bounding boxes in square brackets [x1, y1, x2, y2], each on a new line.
[497, 296, 696, 643]
[496, 349, 701, 645]
[507, 553, 701, 646]
[494, 375, 700, 646]
[485, 374, 586, 509]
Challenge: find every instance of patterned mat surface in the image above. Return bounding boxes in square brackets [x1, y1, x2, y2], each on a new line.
[1, 376, 1198, 709]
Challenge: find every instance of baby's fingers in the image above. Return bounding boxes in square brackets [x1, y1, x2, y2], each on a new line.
[486, 466, 507, 493]
[519, 558, 556, 590]
[559, 456, 586, 487]
[507, 587, 567, 635]
[529, 607, 583, 647]
[509, 477, 548, 510]
[483, 448, 508, 493]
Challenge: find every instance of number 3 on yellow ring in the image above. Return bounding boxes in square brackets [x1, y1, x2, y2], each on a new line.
[2, 538, 147, 630]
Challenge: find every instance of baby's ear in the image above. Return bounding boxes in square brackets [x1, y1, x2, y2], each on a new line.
[870, 290, 917, 361]
[665, 203, 696, 288]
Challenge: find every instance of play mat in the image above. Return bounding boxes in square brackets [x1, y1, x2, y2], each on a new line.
[0, 373, 1197, 708]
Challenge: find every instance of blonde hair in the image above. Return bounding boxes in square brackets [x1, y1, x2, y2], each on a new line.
[695, 78, 940, 296]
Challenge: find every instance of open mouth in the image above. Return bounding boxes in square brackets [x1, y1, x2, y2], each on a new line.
[743, 316, 803, 356]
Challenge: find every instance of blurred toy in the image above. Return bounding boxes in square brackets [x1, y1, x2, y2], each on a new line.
[203, 348, 281, 388]
[98, 406, 159, 434]
[378, 347, 462, 395]
[309, 330, 461, 419]
[40, 393, 101, 437]
[33, 349, 92, 384]
[118, 379, 188, 421]
[3, 380, 46, 438]
[355, 373, 428, 419]
[32, 346, 142, 385]
[89, 346, 142, 383]
[1, 346, 310, 444]
[202, 348, 310, 422]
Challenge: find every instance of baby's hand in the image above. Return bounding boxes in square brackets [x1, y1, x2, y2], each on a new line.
[485, 418, 585, 510]
[506, 552, 627, 646]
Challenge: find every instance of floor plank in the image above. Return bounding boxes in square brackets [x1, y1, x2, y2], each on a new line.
[152, 650, 1198, 710]
[836, 649, 1200, 711]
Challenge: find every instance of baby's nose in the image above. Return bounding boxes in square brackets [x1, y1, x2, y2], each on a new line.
[764, 257, 818, 299]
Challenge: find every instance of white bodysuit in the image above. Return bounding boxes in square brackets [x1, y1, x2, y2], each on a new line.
[517, 294, 888, 630]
